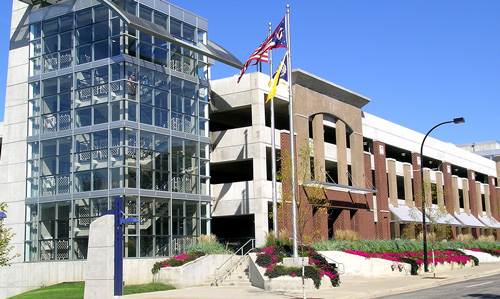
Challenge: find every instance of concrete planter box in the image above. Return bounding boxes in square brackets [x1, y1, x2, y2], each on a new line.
[319, 251, 412, 277]
[418, 259, 475, 274]
[248, 253, 335, 291]
[157, 254, 232, 288]
[462, 249, 500, 263]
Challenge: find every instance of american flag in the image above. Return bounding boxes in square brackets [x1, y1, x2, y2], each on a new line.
[237, 17, 287, 83]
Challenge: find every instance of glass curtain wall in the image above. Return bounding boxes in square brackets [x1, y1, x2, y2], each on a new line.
[25, 0, 211, 261]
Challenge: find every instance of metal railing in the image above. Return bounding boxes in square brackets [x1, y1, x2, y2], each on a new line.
[321, 254, 345, 275]
[213, 238, 255, 286]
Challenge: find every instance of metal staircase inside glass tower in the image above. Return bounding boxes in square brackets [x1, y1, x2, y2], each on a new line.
[18, 0, 62, 5]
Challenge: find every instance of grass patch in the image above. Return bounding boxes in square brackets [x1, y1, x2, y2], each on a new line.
[8, 282, 85, 299]
[8, 282, 174, 299]
[124, 283, 175, 295]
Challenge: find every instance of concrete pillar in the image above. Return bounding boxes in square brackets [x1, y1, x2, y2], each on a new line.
[462, 178, 470, 214]
[412, 152, 423, 208]
[452, 176, 460, 214]
[387, 159, 398, 206]
[475, 181, 483, 216]
[496, 162, 500, 187]
[335, 120, 348, 186]
[436, 172, 445, 208]
[350, 132, 365, 189]
[312, 114, 325, 182]
[84, 215, 114, 299]
[423, 169, 432, 207]
[484, 184, 491, 217]
[403, 163, 413, 207]
[468, 170, 478, 216]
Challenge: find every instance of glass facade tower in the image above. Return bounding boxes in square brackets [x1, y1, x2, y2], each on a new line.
[24, 0, 211, 261]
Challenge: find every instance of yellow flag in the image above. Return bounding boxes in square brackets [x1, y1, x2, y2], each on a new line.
[266, 53, 288, 103]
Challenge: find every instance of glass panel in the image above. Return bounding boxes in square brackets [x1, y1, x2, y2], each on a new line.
[59, 14, 73, 32]
[77, 45, 92, 64]
[43, 35, 58, 54]
[94, 40, 109, 61]
[170, 19, 181, 38]
[110, 167, 124, 188]
[93, 104, 108, 125]
[93, 169, 108, 190]
[42, 18, 58, 36]
[75, 171, 91, 192]
[76, 8, 92, 27]
[76, 26, 92, 46]
[75, 107, 92, 127]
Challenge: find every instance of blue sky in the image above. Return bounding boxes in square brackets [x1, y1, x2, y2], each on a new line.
[1, 0, 499, 145]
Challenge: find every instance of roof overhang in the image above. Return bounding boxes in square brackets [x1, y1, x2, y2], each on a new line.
[453, 212, 486, 228]
[302, 181, 377, 195]
[97, 0, 243, 69]
[292, 69, 371, 108]
[425, 208, 461, 226]
[478, 215, 500, 229]
[389, 204, 430, 223]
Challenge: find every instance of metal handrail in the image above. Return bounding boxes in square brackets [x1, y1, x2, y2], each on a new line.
[213, 238, 255, 286]
[321, 254, 345, 274]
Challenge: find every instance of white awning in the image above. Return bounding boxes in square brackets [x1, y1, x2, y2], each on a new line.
[425, 207, 461, 225]
[302, 181, 377, 195]
[453, 212, 486, 228]
[388, 204, 430, 223]
[477, 215, 500, 229]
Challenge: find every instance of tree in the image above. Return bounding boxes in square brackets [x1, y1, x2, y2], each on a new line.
[0, 202, 20, 266]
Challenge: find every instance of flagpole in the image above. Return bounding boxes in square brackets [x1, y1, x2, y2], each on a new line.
[268, 22, 279, 241]
[286, 4, 298, 259]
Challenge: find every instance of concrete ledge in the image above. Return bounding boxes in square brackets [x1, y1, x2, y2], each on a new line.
[158, 254, 232, 288]
[462, 249, 500, 263]
[319, 251, 412, 277]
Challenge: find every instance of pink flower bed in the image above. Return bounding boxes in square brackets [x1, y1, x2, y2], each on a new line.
[344, 250, 473, 266]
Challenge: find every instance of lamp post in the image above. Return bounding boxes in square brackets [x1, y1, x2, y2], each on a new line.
[420, 117, 465, 272]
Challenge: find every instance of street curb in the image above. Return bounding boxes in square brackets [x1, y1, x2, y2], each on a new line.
[338, 266, 500, 298]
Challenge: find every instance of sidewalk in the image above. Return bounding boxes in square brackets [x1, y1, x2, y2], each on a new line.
[120, 262, 500, 299]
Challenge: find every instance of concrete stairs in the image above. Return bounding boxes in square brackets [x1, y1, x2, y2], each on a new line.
[208, 256, 252, 287]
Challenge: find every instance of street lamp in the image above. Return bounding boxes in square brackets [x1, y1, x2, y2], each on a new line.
[420, 117, 465, 272]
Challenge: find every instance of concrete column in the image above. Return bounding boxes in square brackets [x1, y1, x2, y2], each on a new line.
[350, 132, 365, 188]
[475, 181, 483, 216]
[496, 161, 500, 187]
[468, 170, 478, 216]
[424, 169, 432, 207]
[436, 172, 445, 208]
[412, 152, 423, 208]
[484, 184, 491, 217]
[312, 114, 325, 182]
[403, 163, 413, 207]
[387, 159, 397, 206]
[452, 176, 460, 214]
[335, 120, 348, 186]
[462, 178, 470, 214]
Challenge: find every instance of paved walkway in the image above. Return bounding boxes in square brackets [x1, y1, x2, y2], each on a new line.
[121, 262, 500, 299]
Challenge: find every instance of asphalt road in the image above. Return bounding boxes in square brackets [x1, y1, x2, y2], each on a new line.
[380, 273, 500, 299]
